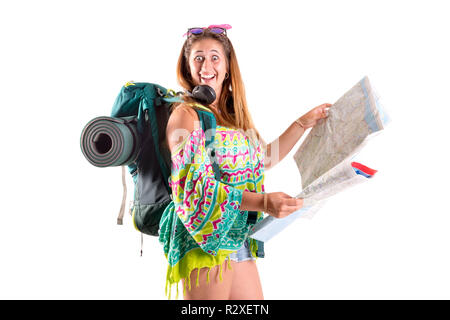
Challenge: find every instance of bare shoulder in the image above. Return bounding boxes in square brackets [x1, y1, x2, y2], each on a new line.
[166, 103, 201, 154]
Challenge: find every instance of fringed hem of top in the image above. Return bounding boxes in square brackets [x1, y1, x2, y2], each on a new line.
[164, 247, 236, 299]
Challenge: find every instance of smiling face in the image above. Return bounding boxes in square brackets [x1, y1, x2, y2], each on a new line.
[188, 38, 228, 104]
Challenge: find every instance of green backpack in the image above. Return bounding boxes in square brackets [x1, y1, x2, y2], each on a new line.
[109, 82, 221, 236]
[81, 81, 220, 237]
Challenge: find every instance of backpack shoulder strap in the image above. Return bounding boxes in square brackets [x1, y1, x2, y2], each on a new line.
[195, 110, 216, 148]
[192, 106, 221, 181]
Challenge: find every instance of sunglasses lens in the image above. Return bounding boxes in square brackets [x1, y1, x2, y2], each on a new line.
[189, 28, 204, 35]
[210, 27, 225, 34]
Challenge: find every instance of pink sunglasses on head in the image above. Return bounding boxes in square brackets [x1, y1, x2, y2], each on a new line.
[183, 24, 232, 37]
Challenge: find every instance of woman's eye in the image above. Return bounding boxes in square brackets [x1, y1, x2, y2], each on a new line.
[212, 55, 219, 61]
[195, 56, 204, 62]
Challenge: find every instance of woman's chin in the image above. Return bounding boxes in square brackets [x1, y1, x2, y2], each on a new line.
[200, 78, 216, 88]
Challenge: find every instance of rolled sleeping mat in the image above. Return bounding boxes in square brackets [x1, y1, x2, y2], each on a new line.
[80, 116, 141, 167]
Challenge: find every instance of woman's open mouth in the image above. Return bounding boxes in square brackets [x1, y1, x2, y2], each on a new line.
[200, 74, 215, 84]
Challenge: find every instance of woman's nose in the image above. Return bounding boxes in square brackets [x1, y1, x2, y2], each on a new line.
[201, 59, 212, 73]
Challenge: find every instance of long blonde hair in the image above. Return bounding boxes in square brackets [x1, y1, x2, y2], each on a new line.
[174, 29, 264, 147]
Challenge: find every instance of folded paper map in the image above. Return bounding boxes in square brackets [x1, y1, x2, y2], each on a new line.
[249, 76, 390, 242]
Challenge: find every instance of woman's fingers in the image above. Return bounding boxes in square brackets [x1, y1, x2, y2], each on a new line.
[297, 103, 332, 129]
[284, 197, 303, 207]
[266, 193, 304, 218]
[319, 103, 332, 118]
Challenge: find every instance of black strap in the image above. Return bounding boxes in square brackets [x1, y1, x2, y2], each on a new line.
[256, 240, 265, 258]
[247, 211, 258, 224]
[195, 109, 221, 181]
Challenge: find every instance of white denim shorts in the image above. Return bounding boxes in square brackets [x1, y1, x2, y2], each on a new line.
[229, 240, 256, 262]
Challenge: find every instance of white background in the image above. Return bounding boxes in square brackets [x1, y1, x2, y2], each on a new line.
[1, 0, 449, 299]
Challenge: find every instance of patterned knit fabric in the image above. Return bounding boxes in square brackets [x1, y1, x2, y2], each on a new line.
[159, 113, 265, 298]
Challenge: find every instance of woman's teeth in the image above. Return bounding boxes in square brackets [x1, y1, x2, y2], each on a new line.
[201, 74, 215, 82]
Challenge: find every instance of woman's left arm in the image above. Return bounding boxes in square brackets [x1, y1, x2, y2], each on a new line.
[264, 103, 332, 170]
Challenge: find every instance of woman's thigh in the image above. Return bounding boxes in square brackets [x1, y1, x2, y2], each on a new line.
[183, 260, 233, 300]
[229, 260, 264, 300]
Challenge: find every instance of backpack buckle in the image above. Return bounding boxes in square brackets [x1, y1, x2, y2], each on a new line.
[156, 87, 165, 97]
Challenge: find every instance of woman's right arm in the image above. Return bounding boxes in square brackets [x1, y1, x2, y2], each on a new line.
[166, 104, 200, 151]
[166, 104, 249, 256]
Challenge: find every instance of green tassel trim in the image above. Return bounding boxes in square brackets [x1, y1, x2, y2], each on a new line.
[206, 267, 211, 284]
[164, 247, 234, 299]
[227, 255, 232, 270]
[196, 268, 200, 288]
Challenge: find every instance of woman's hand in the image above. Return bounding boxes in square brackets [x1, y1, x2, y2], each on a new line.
[265, 192, 304, 218]
[241, 192, 303, 217]
[297, 103, 332, 130]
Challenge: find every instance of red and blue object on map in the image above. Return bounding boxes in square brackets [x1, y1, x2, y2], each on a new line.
[351, 162, 377, 178]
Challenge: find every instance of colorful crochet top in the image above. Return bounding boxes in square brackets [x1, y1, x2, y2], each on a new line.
[159, 107, 265, 298]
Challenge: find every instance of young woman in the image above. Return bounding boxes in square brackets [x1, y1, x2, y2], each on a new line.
[160, 24, 331, 300]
